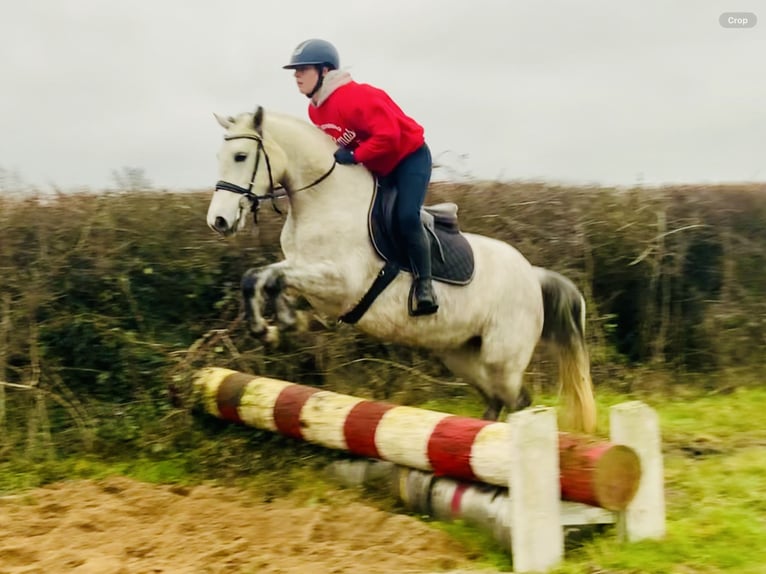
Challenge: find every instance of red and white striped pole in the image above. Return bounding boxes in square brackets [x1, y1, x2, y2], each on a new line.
[194, 367, 640, 510]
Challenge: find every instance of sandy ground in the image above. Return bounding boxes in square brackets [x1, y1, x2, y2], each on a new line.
[0, 476, 485, 574]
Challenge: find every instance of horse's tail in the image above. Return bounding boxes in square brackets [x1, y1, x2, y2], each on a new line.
[534, 266, 597, 434]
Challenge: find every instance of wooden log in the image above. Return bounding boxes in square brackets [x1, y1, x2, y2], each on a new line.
[559, 434, 642, 511]
[194, 367, 641, 510]
[327, 460, 616, 550]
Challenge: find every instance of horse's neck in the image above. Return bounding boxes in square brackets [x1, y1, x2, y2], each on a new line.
[263, 114, 384, 305]
[267, 113, 374, 230]
[267, 116, 331, 191]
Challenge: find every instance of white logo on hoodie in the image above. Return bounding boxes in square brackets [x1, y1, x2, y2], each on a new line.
[319, 123, 357, 147]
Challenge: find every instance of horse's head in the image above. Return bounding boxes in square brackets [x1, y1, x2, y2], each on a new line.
[207, 106, 288, 236]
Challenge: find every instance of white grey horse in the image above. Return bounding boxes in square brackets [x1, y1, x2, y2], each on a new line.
[207, 107, 596, 432]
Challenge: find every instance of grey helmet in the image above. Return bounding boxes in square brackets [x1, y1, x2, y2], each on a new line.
[283, 39, 339, 70]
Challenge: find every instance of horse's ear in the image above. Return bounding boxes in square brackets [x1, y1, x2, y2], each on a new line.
[253, 106, 264, 134]
[214, 113, 234, 129]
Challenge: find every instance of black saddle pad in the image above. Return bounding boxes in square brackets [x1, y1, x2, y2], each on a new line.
[368, 181, 474, 285]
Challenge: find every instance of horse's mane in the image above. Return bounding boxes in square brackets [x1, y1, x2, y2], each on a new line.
[229, 108, 337, 156]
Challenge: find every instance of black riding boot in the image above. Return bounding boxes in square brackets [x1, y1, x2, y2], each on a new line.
[408, 228, 439, 316]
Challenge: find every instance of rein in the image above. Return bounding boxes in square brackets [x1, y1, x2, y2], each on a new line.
[215, 132, 336, 222]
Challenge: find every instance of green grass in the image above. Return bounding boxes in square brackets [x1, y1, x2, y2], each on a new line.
[547, 386, 766, 574]
[549, 444, 766, 574]
[396, 386, 766, 573]
[430, 519, 514, 571]
[0, 455, 192, 494]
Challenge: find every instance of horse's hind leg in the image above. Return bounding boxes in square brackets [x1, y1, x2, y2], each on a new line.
[484, 367, 528, 420]
[515, 384, 533, 411]
[470, 380, 504, 420]
[481, 395, 505, 421]
[480, 313, 540, 419]
[439, 347, 528, 421]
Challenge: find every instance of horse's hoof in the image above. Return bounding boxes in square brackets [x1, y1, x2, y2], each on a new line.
[264, 325, 280, 346]
[275, 306, 297, 330]
[248, 323, 268, 338]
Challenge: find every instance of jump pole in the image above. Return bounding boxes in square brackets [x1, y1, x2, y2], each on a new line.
[327, 458, 618, 536]
[327, 407, 660, 572]
[194, 367, 641, 510]
[194, 367, 665, 572]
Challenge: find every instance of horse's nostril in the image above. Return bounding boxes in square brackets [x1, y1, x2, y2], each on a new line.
[214, 216, 228, 232]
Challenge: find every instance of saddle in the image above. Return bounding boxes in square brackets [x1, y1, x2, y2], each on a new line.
[339, 180, 475, 323]
[369, 181, 475, 285]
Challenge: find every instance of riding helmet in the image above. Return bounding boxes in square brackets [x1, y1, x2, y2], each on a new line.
[283, 39, 339, 70]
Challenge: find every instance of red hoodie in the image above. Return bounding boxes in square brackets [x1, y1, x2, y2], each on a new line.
[308, 73, 425, 176]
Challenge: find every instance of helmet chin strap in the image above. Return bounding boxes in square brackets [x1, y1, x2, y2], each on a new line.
[306, 65, 326, 99]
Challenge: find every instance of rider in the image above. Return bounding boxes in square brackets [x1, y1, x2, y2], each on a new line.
[283, 38, 438, 316]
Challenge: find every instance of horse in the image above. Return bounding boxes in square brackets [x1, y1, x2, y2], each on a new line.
[206, 106, 597, 433]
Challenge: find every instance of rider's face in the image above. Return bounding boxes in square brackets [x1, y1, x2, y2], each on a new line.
[293, 66, 320, 96]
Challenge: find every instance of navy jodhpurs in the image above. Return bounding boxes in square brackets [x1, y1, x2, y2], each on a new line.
[381, 143, 433, 277]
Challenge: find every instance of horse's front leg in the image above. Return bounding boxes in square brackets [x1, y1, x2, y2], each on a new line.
[241, 260, 347, 339]
[241, 264, 291, 339]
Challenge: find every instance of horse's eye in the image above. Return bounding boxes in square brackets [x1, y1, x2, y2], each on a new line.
[234, 153, 247, 162]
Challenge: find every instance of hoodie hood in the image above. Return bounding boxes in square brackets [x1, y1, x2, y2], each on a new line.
[312, 69, 353, 107]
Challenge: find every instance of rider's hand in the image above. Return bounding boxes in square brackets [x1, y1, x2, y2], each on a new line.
[334, 147, 356, 165]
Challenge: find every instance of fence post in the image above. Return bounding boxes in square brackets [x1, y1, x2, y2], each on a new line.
[508, 406, 563, 572]
[610, 401, 666, 541]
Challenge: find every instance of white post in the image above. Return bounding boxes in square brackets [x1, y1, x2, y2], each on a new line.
[508, 407, 563, 573]
[610, 401, 666, 541]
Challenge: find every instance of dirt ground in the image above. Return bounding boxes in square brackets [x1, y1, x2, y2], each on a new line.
[0, 476, 486, 574]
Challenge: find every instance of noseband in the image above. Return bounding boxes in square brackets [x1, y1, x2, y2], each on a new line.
[215, 132, 336, 223]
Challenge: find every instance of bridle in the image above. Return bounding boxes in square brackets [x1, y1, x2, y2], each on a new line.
[214, 132, 336, 223]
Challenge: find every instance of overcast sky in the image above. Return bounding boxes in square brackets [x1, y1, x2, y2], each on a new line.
[1, 1, 763, 191]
